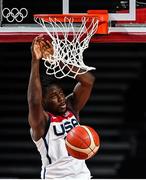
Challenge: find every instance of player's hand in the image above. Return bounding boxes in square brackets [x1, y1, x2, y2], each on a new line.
[31, 34, 44, 61]
[31, 35, 54, 61]
[40, 39, 54, 60]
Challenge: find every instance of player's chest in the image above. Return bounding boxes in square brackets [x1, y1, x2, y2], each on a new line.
[51, 116, 79, 137]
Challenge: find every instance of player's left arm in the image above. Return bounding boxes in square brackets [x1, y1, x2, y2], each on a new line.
[67, 72, 95, 114]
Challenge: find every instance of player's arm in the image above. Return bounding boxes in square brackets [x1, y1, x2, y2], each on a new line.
[67, 71, 95, 114]
[27, 35, 51, 141]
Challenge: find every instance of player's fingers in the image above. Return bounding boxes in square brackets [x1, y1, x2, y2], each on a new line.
[40, 40, 47, 46]
[46, 40, 53, 47]
[41, 42, 52, 52]
[39, 41, 49, 51]
[35, 35, 44, 43]
[43, 53, 51, 60]
[37, 34, 44, 39]
[38, 34, 44, 38]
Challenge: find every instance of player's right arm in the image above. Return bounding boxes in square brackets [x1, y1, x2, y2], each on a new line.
[27, 35, 50, 141]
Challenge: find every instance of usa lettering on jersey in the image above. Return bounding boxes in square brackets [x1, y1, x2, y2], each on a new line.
[53, 118, 79, 136]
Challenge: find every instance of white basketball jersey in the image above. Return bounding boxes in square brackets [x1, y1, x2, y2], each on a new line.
[32, 110, 91, 180]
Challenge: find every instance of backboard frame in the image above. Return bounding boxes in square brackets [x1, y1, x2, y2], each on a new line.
[63, 0, 136, 21]
[0, 0, 3, 26]
[62, 0, 146, 33]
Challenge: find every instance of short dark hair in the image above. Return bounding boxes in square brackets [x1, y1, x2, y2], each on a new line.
[41, 74, 63, 96]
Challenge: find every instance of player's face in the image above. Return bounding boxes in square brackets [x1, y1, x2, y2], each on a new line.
[46, 85, 67, 115]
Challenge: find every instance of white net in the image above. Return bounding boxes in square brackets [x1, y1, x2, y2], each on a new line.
[34, 16, 99, 79]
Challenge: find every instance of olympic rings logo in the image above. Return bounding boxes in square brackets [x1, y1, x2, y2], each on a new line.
[2, 8, 28, 23]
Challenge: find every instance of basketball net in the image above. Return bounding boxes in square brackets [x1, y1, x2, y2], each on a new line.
[34, 16, 99, 79]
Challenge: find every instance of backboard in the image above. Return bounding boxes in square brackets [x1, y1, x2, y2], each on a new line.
[0, 0, 146, 42]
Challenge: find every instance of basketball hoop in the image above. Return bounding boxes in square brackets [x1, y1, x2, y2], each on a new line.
[34, 13, 108, 79]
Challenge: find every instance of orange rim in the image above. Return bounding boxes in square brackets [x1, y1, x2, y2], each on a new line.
[34, 13, 104, 23]
[33, 12, 108, 34]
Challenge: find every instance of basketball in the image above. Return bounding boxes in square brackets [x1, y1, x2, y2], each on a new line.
[65, 125, 100, 160]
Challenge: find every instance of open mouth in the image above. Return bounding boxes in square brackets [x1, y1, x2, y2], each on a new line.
[60, 104, 66, 109]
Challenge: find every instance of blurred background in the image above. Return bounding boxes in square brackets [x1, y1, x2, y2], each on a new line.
[0, 0, 146, 179]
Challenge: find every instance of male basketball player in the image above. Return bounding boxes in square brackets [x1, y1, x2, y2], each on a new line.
[27, 35, 95, 180]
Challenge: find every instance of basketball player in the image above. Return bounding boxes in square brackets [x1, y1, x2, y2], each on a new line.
[27, 35, 95, 180]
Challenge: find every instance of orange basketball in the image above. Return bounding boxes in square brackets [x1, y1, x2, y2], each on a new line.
[65, 125, 100, 160]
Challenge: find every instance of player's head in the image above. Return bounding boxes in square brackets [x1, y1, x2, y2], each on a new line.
[42, 82, 67, 115]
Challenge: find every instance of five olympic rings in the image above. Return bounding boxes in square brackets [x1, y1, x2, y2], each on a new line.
[2, 8, 28, 23]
